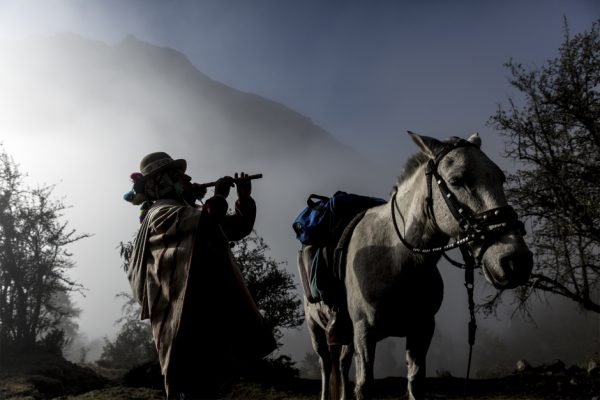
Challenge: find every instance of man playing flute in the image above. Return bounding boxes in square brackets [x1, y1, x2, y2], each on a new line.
[123, 152, 275, 399]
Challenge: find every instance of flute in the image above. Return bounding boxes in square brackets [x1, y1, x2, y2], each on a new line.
[193, 173, 263, 189]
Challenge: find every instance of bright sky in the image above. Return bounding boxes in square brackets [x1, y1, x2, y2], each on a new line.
[1, 0, 597, 158]
[0, 0, 597, 372]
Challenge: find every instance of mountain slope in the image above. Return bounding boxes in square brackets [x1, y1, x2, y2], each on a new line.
[0, 34, 387, 359]
[0, 33, 354, 163]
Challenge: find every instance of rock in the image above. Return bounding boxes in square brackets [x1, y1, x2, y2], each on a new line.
[32, 365, 65, 380]
[0, 377, 39, 399]
[543, 359, 566, 375]
[516, 359, 531, 373]
[123, 361, 163, 390]
[569, 377, 578, 386]
[567, 365, 584, 375]
[1, 349, 108, 398]
[588, 359, 598, 375]
[27, 374, 64, 397]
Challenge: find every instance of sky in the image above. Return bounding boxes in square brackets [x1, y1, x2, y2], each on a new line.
[0, 0, 598, 376]
[1, 0, 597, 159]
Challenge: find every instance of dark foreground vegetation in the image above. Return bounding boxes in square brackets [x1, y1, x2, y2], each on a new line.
[1, 350, 598, 400]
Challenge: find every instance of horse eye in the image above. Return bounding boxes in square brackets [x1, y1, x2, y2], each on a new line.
[449, 177, 463, 187]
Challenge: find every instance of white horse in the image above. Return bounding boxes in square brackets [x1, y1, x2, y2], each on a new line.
[303, 132, 533, 400]
[301, 247, 354, 400]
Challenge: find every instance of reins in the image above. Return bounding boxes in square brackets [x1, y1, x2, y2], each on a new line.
[390, 138, 527, 397]
[390, 190, 479, 394]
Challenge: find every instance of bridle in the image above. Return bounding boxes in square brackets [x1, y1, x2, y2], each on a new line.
[390, 138, 527, 390]
[391, 138, 525, 262]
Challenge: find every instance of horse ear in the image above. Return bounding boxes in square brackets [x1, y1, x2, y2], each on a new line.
[467, 132, 482, 148]
[408, 131, 442, 159]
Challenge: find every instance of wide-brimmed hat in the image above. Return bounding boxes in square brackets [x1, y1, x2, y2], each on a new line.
[139, 152, 187, 176]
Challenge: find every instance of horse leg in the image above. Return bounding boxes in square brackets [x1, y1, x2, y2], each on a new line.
[329, 344, 342, 400]
[405, 318, 435, 400]
[328, 343, 355, 400]
[353, 320, 376, 400]
[340, 344, 354, 400]
[308, 317, 333, 400]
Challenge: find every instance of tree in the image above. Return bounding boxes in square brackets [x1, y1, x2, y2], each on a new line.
[108, 230, 302, 368]
[97, 292, 156, 369]
[232, 232, 303, 344]
[488, 18, 600, 313]
[299, 351, 321, 379]
[46, 289, 82, 351]
[0, 148, 87, 352]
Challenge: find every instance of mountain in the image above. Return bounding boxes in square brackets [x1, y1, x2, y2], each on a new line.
[0, 33, 388, 360]
[0, 33, 356, 163]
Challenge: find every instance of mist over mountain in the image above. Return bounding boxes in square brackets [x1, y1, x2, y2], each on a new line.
[0, 32, 388, 362]
[0, 32, 385, 253]
[0, 33, 596, 379]
[0, 33, 356, 161]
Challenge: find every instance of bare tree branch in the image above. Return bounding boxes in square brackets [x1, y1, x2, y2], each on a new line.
[486, 18, 600, 315]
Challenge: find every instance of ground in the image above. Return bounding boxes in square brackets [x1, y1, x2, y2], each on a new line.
[0, 352, 598, 399]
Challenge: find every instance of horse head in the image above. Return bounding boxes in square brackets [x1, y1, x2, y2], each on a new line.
[409, 132, 533, 289]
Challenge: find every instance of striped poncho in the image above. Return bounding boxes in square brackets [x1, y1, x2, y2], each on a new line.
[127, 196, 275, 397]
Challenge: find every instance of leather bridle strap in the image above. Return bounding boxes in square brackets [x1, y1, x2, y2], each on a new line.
[459, 245, 477, 396]
[426, 159, 475, 228]
[390, 191, 472, 255]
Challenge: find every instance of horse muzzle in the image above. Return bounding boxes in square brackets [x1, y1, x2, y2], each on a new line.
[483, 247, 533, 289]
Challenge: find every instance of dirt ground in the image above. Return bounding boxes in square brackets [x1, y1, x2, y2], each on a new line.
[1, 352, 598, 400]
[55, 377, 598, 400]
[3, 375, 598, 400]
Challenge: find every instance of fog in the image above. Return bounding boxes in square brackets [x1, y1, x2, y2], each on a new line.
[0, 0, 598, 379]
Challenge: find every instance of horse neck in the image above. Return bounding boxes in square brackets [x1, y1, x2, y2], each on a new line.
[392, 164, 449, 258]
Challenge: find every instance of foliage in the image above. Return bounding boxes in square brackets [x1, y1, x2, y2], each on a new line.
[111, 227, 301, 370]
[243, 354, 299, 383]
[299, 351, 321, 379]
[0, 148, 87, 352]
[232, 232, 303, 344]
[99, 239, 154, 369]
[119, 239, 134, 273]
[488, 18, 600, 314]
[231, 232, 303, 386]
[51, 290, 82, 348]
[96, 292, 156, 369]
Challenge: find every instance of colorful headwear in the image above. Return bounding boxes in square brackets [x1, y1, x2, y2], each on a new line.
[123, 173, 150, 223]
[123, 173, 146, 204]
[124, 152, 187, 223]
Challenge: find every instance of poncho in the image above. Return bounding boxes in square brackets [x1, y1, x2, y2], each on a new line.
[127, 196, 275, 397]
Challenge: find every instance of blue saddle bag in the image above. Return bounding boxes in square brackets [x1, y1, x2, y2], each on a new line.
[292, 191, 386, 246]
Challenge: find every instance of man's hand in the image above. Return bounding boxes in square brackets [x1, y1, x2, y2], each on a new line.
[235, 172, 252, 199]
[214, 176, 234, 198]
[191, 183, 208, 201]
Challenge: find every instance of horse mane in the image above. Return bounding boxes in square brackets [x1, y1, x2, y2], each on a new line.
[393, 152, 429, 192]
[393, 136, 465, 193]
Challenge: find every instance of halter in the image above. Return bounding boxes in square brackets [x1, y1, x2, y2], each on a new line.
[390, 137, 527, 390]
[391, 138, 525, 260]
